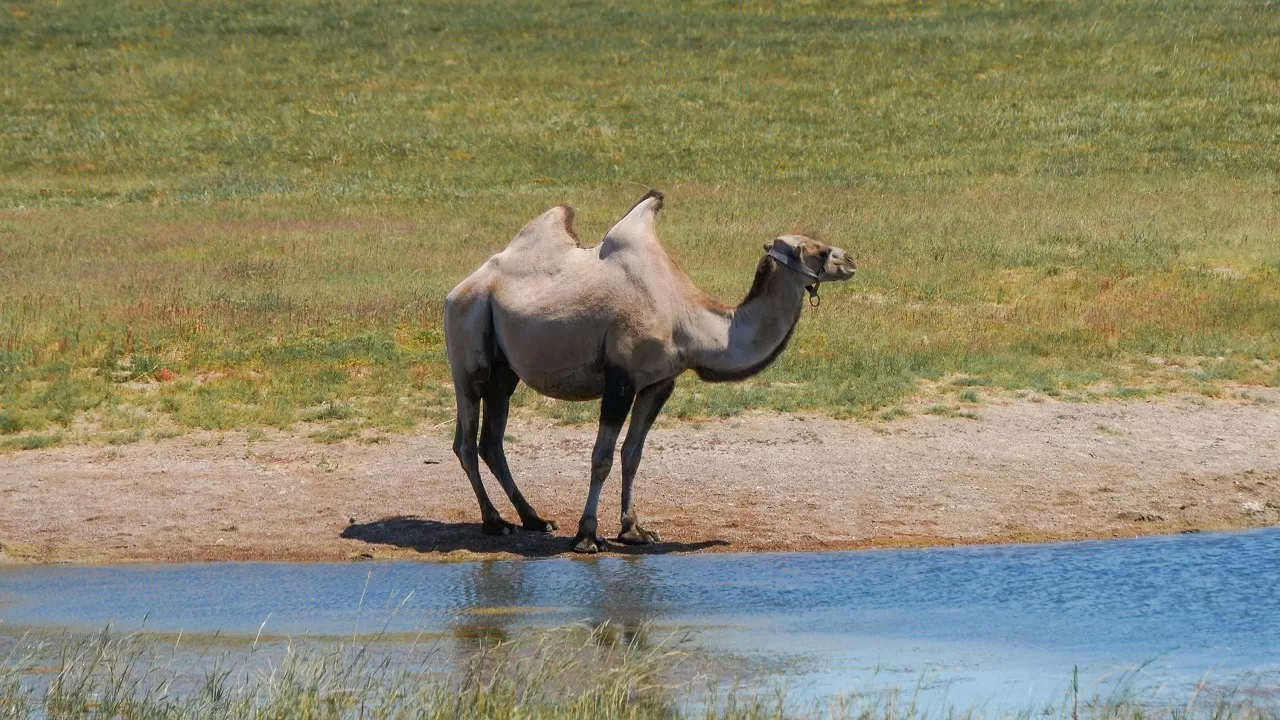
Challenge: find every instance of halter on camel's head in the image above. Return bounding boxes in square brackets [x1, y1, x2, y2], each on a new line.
[763, 234, 858, 307]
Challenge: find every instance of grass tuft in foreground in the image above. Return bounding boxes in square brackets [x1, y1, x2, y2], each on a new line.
[4, 624, 683, 720]
[2, 626, 1277, 720]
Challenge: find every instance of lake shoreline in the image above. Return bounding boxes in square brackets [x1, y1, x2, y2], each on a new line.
[0, 525, 1268, 567]
[3, 393, 1279, 566]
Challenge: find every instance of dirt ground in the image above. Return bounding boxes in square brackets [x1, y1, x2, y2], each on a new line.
[2, 391, 1279, 564]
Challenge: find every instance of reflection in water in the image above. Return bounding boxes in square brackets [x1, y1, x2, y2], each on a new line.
[451, 556, 665, 651]
[590, 556, 665, 624]
[580, 556, 664, 651]
[452, 621, 508, 649]
[453, 560, 526, 648]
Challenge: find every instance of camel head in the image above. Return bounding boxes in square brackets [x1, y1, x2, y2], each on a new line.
[763, 235, 857, 286]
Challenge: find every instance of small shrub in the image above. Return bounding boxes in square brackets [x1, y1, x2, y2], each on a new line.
[878, 407, 910, 421]
[309, 422, 360, 443]
[130, 353, 162, 379]
[0, 410, 26, 434]
[2, 433, 63, 451]
[103, 430, 144, 446]
[302, 402, 357, 422]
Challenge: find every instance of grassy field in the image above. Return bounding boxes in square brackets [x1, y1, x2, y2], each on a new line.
[2, 0, 1278, 447]
[3, 626, 1275, 720]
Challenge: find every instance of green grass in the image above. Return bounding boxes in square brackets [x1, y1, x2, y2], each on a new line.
[0, 432, 63, 451]
[1, 0, 1278, 443]
[308, 421, 360, 444]
[877, 407, 911, 422]
[2, 625, 683, 719]
[2, 626, 1275, 720]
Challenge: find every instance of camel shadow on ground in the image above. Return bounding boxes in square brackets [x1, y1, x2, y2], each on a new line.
[341, 516, 729, 559]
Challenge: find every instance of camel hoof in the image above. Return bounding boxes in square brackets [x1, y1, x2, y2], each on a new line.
[571, 534, 606, 554]
[481, 519, 517, 536]
[522, 517, 558, 533]
[617, 526, 661, 545]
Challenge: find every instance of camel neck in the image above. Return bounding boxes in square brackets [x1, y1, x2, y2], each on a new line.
[688, 257, 807, 383]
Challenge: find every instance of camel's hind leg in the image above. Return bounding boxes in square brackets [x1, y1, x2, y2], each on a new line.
[479, 362, 558, 532]
[445, 285, 517, 536]
[453, 377, 517, 536]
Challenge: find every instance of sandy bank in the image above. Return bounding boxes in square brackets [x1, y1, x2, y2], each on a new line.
[2, 392, 1278, 564]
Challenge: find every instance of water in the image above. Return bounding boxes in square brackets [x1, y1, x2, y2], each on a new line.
[3, 528, 1279, 710]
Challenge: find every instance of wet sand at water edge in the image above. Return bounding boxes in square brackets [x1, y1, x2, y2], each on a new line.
[2, 392, 1279, 564]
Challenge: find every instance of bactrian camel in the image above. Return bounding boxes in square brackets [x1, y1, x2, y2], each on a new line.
[444, 190, 856, 553]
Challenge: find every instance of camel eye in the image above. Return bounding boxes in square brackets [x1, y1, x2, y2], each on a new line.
[819, 250, 830, 262]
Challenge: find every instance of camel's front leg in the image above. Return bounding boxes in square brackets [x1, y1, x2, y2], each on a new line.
[617, 378, 675, 545]
[572, 369, 636, 554]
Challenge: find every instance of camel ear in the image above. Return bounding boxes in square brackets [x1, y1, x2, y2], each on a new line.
[765, 237, 791, 255]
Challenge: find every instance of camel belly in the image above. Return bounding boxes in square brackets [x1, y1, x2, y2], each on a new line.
[503, 342, 681, 400]
[492, 305, 609, 401]
[488, 272, 679, 400]
[499, 330, 606, 400]
[516, 365, 605, 401]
